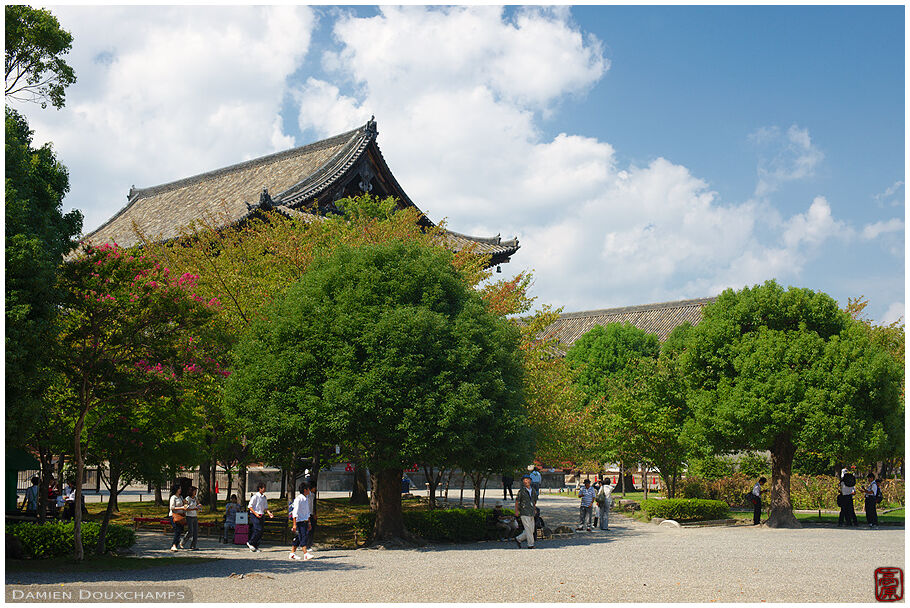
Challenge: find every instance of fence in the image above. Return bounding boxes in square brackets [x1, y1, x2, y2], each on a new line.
[17, 468, 101, 492]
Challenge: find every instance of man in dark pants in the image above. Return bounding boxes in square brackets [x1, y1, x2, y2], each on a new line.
[863, 473, 879, 528]
[502, 473, 514, 500]
[838, 469, 858, 527]
[751, 477, 766, 525]
[247, 482, 274, 552]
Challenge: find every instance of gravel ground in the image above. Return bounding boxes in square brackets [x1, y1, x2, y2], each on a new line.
[6, 494, 904, 603]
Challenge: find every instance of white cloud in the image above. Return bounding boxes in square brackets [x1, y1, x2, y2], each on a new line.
[874, 180, 904, 207]
[880, 302, 905, 325]
[782, 196, 850, 249]
[19, 6, 316, 233]
[861, 218, 904, 240]
[751, 124, 824, 197]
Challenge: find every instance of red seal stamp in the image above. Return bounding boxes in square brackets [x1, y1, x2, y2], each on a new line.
[875, 567, 903, 602]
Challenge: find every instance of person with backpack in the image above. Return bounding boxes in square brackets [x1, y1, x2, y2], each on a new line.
[862, 473, 880, 527]
[837, 468, 858, 527]
[750, 477, 766, 525]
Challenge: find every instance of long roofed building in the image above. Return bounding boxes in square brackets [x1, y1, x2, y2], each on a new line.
[86, 118, 519, 267]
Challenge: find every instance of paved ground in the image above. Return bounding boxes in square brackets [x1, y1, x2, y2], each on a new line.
[6, 494, 904, 602]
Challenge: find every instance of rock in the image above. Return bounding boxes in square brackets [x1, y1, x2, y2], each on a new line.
[651, 517, 665, 525]
[553, 525, 574, 535]
[659, 519, 681, 528]
[617, 499, 641, 512]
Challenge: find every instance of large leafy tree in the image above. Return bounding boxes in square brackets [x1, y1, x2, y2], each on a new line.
[681, 281, 903, 527]
[5, 5, 76, 109]
[55, 244, 227, 559]
[226, 240, 530, 541]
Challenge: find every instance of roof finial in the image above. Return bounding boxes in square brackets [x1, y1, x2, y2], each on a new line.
[366, 115, 377, 137]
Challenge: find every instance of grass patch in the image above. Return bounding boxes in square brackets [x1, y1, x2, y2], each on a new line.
[6, 555, 218, 573]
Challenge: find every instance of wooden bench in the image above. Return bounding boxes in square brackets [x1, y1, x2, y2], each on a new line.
[133, 517, 171, 533]
[261, 517, 289, 543]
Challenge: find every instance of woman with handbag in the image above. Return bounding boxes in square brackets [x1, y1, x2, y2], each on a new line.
[169, 484, 187, 552]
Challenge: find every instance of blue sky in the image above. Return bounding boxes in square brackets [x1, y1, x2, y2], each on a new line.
[23, 5, 905, 324]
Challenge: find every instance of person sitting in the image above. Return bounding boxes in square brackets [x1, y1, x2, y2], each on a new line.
[490, 504, 518, 541]
[223, 494, 241, 543]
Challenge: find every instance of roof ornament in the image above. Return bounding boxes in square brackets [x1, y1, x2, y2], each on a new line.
[365, 115, 378, 137]
[128, 185, 136, 201]
[258, 188, 274, 211]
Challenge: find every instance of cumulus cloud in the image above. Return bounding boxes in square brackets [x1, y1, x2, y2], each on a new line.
[19, 6, 316, 232]
[881, 302, 905, 325]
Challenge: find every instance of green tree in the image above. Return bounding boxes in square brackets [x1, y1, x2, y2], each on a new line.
[226, 240, 530, 540]
[55, 244, 226, 559]
[5, 5, 76, 109]
[681, 281, 903, 527]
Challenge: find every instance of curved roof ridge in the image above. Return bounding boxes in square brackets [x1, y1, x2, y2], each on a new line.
[558, 297, 717, 320]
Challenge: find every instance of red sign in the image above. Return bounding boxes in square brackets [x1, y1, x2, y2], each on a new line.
[344, 463, 353, 473]
[875, 567, 903, 602]
[405, 464, 419, 473]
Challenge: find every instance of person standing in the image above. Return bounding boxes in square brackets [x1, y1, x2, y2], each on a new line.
[22, 476, 40, 517]
[181, 486, 199, 550]
[751, 477, 766, 525]
[289, 482, 313, 560]
[247, 482, 274, 552]
[529, 467, 542, 501]
[838, 468, 858, 527]
[223, 494, 241, 543]
[513, 475, 536, 549]
[596, 478, 614, 530]
[168, 485, 187, 552]
[502, 472, 514, 500]
[863, 473, 879, 528]
[577, 479, 596, 531]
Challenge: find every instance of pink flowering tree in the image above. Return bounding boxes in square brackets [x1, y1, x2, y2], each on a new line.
[55, 243, 228, 560]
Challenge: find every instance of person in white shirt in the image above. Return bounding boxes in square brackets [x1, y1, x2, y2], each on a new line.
[289, 482, 313, 561]
[751, 477, 766, 525]
[863, 473, 879, 527]
[838, 468, 858, 527]
[22, 476, 40, 516]
[576, 479, 596, 531]
[181, 486, 200, 550]
[247, 482, 273, 552]
[62, 481, 75, 521]
[596, 479, 614, 530]
[168, 485, 187, 552]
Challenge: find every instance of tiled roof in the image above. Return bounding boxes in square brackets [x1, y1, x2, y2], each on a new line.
[84, 120, 519, 265]
[540, 297, 716, 349]
[87, 129, 361, 249]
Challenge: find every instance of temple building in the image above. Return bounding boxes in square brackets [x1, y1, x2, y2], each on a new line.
[85, 117, 519, 267]
[540, 297, 716, 353]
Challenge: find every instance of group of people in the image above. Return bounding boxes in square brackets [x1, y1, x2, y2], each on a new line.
[20, 476, 77, 520]
[577, 477, 614, 531]
[167, 480, 317, 559]
[748, 470, 886, 527]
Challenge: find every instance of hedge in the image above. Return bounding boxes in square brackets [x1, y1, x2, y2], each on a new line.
[641, 499, 729, 522]
[6, 521, 136, 559]
[356, 508, 505, 543]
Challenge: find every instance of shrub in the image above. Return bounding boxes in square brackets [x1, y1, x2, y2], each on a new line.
[736, 452, 770, 478]
[687, 455, 735, 480]
[678, 473, 754, 506]
[641, 499, 729, 522]
[356, 508, 508, 543]
[5, 521, 136, 559]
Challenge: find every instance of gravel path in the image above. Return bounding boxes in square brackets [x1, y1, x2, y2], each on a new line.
[6, 495, 904, 602]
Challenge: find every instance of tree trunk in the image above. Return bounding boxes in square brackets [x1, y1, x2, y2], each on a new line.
[37, 449, 53, 524]
[279, 465, 287, 500]
[444, 469, 454, 503]
[73, 409, 88, 561]
[767, 433, 801, 528]
[198, 461, 211, 505]
[471, 472, 484, 508]
[372, 468, 404, 540]
[209, 460, 218, 511]
[620, 460, 626, 496]
[369, 472, 379, 512]
[459, 473, 465, 506]
[310, 448, 321, 511]
[96, 465, 121, 555]
[642, 463, 648, 500]
[225, 467, 233, 503]
[422, 465, 442, 510]
[351, 461, 369, 505]
[154, 481, 164, 507]
[239, 463, 247, 500]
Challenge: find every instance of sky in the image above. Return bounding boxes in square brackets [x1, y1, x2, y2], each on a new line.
[20, 5, 905, 324]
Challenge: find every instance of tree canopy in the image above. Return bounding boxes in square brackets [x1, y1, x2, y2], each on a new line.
[5, 5, 76, 109]
[681, 280, 903, 527]
[226, 240, 531, 540]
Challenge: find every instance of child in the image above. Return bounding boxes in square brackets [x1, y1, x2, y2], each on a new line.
[223, 494, 241, 543]
[289, 482, 313, 560]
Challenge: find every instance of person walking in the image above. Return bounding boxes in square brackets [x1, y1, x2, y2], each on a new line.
[513, 475, 536, 549]
[596, 478, 614, 530]
[577, 479, 596, 531]
[289, 482, 313, 560]
[181, 486, 200, 550]
[529, 467, 542, 501]
[863, 473, 879, 528]
[751, 477, 766, 525]
[22, 476, 40, 517]
[838, 468, 858, 527]
[168, 485, 187, 552]
[502, 472, 514, 500]
[247, 482, 274, 552]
